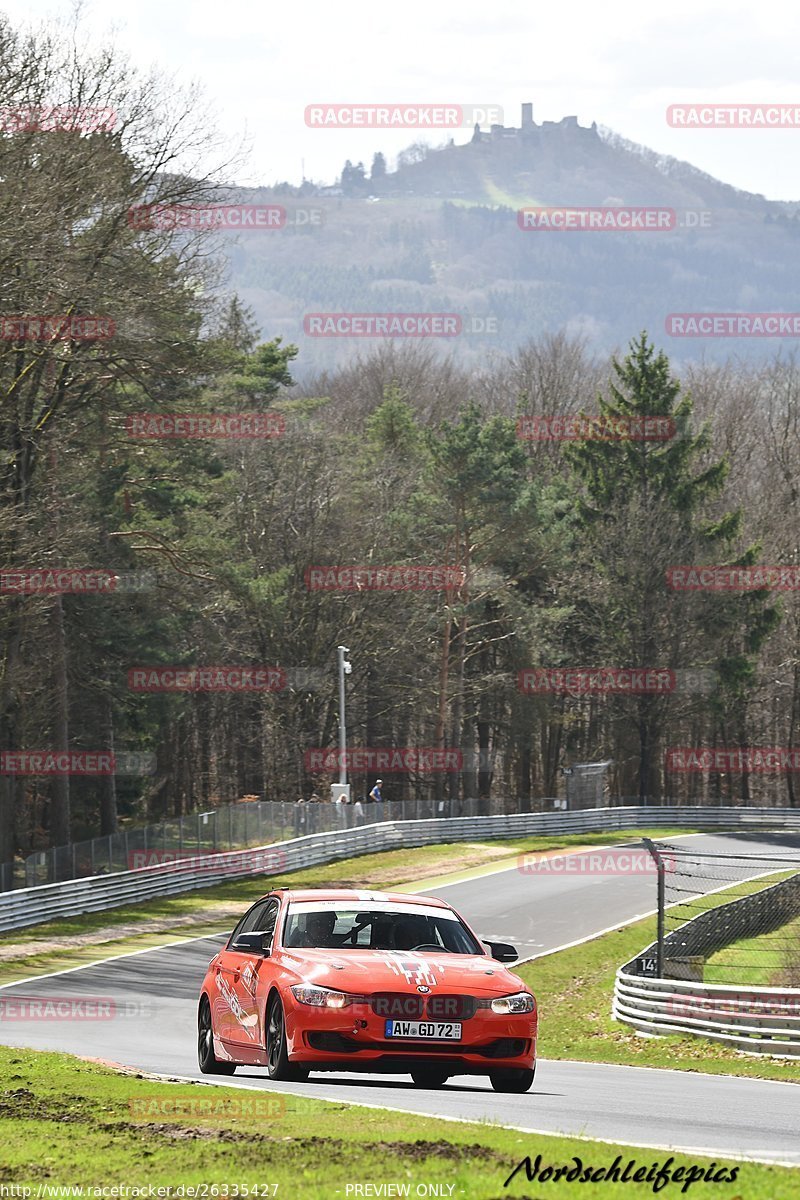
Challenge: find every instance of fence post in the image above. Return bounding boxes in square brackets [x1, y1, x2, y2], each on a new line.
[642, 836, 665, 978]
[108, 835, 113, 873]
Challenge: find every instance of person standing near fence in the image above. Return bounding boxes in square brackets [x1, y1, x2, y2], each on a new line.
[293, 796, 306, 836]
[369, 778, 383, 820]
[307, 791, 321, 833]
[334, 788, 350, 828]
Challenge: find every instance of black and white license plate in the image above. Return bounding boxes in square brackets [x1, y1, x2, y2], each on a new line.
[384, 1020, 462, 1040]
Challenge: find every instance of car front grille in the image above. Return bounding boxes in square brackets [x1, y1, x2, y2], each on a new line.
[368, 992, 478, 1020]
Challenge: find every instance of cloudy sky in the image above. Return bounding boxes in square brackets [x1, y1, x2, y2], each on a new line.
[3, 0, 800, 199]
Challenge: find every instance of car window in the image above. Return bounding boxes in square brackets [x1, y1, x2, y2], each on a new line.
[229, 898, 274, 945]
[282, 905, 482, 953]
[257, 899, 280, 946]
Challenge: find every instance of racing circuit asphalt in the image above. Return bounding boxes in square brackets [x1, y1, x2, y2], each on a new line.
[1, 832, 798, 1164]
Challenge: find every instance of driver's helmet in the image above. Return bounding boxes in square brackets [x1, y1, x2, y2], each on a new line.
[305, 910, 337, 946]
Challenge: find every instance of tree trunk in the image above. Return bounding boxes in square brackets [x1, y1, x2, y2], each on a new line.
[98, 687, 118, 835]
[0, 606, 23, 863]
[50, 594, 71, 847]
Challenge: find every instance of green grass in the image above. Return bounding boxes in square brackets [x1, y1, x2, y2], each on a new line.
[705, 912, 800, 987]
[0, 827, 696, 986]
[516, 905, 799, 1083]
[0, 1045, 795, 1196]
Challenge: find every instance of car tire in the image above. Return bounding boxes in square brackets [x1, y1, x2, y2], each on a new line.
[198, 997, 236, 1075]
[410, 1068, 450, 1088]
[489, 1066, 535, 1093]
[265, 994, 310, 1082]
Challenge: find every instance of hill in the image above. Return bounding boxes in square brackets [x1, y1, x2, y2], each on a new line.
[214, 104, 800, 373]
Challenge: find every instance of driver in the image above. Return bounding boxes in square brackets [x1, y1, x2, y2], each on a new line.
[304, 910, 338, 947]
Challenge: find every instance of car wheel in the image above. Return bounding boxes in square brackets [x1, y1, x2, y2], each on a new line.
[410, 1068, 450, 1088]
[265, 994, 309, 1082]
[198, 997, 236, 1075]
[489, 1066, 535, 1093]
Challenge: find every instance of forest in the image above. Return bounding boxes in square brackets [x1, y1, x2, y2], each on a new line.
[2, 15, 800, 878]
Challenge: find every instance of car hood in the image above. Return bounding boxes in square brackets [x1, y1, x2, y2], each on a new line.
[276, 947, 527, 996]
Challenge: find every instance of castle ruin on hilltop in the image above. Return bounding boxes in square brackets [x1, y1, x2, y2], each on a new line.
[472, 102, 598, 142]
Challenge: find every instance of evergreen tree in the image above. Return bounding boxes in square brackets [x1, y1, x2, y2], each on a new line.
[563, 333, 779, 799]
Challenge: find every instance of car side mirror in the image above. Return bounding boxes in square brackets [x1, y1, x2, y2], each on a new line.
[231, 931, 270, 955]
[483, 940, 518, 963]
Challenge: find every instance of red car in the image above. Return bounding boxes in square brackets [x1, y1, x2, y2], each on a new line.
[198, 888, 537, 1092]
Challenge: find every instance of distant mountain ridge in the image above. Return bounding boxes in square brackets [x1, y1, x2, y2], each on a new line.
[216, 103, 800, 374]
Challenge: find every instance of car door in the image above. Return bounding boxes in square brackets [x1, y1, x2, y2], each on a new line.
[225, 898, 280, 1051]
[215, 899, 272, 1048]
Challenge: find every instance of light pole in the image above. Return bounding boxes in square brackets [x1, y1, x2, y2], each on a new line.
[337, 645, 351, 787]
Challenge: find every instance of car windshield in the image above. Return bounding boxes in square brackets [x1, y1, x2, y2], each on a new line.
[282, 902, 483, 953]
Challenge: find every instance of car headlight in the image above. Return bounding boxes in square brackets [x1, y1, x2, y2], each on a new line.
[290, 985, 352, 1008]
[491, 991, 536, 1014]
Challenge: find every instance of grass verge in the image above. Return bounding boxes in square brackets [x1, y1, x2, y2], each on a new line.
[0, 828, 695, 986]
[0, 1045, 795, 1197]
[705, 912, 800, 987]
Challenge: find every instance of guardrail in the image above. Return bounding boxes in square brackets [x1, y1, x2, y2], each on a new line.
[613, 973, 800, 1057]
[614, 856, 800, 1057]
[2, 805, 800, 935]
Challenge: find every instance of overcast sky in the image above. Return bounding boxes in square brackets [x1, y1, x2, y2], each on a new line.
[4, 0, 800, 199]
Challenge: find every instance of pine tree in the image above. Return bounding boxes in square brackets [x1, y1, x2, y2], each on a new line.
[563, 333, 779, 800]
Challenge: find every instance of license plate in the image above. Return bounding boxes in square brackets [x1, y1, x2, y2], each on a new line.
[384, 1020, 462, 1040]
